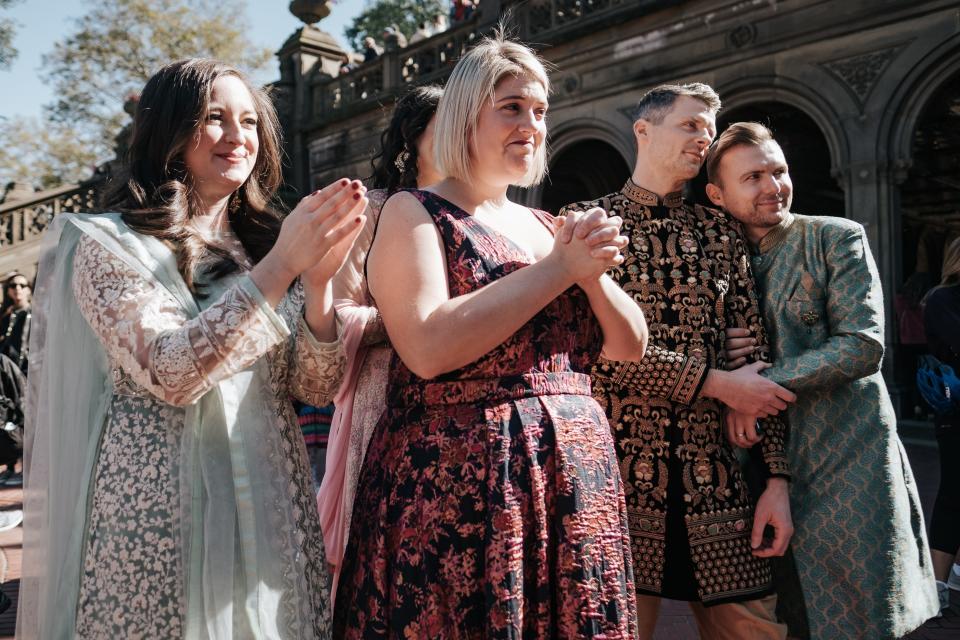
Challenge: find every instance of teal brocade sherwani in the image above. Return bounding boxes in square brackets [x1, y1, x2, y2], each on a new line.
[750, 212, 938, 639]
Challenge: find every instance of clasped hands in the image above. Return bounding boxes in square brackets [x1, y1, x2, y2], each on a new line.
[710, 326, 796, 449]
[549, 207, 627, 284]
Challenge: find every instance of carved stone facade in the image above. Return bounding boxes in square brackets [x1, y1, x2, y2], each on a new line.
[1, 0, 956, 415]
[0, 181, 102, 279]
[279, 0, 960, 415]
[820, 46, 906, 109]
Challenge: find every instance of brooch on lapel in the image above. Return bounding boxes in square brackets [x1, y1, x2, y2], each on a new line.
[801, 310, 820, 326]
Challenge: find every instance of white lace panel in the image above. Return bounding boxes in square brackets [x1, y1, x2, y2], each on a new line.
[72, 234, 289, 407]
[288, 314, 346, 407]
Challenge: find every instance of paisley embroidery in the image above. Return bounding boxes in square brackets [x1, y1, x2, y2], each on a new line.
[562, 181, 789, 603]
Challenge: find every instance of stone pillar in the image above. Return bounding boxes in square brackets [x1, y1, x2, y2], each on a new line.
[276, 3, 347, 197]
[836, 127, 909, 414]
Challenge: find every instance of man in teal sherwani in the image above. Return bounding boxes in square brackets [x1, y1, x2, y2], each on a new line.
[703, 122, 939, 639]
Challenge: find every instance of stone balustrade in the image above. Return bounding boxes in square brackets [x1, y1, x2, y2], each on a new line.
[306, 0, 674, 127]
[309, 17, 484, 124]
[0, 181, 102, 275]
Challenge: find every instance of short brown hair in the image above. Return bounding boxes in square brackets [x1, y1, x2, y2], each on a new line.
[705, 121, 775, 184]
[634, 83, 721, 124]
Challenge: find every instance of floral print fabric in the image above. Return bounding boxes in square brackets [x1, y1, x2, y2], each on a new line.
[70, 232, 343, 638]
[333, 190, 637, 638]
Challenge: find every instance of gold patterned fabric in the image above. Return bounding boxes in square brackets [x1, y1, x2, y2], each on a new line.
[561, 180, 790, 604]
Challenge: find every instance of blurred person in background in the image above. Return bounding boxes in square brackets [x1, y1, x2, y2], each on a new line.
[923, 237, 960, 612]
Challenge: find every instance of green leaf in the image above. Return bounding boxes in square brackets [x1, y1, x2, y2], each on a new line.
[0, 0, 272, 189]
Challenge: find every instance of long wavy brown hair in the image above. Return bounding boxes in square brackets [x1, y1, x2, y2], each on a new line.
[103, 58, 284, 293]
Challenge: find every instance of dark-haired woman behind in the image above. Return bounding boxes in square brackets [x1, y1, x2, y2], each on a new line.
[20, 59, 367, 638]
[318, 85, 443, 594]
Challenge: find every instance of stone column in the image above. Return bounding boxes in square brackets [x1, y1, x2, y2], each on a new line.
[835, 116, 910, 413]
[276, 1, 347, 197]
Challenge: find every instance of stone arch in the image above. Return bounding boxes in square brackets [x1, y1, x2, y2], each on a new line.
[689, 79, 848, 217]
[881, 39, 960, 417]
[883, 35, 960, 174]
[878, 37, 960, 297]
[716, 76, 851, 177]
[536, 120, 633, 214]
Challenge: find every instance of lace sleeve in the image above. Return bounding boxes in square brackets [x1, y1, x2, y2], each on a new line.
[72, 234, 290, 407]
[288, 315, 346, 406]
[277, 279, 347, 406]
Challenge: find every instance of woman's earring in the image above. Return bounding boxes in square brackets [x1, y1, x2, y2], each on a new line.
[394, 150, 410, 172]
[228, 192, 241, 216]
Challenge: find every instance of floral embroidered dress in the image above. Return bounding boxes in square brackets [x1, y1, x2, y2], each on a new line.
[19, 213, 342, 639]
[332, 190, 638, 638]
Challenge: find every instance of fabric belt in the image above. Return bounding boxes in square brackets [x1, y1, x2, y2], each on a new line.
[392, 371, 593, 408]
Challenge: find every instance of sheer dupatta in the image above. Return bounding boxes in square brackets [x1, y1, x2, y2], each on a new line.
[317, 189, 387, 601]
[19, 213, 331, 638]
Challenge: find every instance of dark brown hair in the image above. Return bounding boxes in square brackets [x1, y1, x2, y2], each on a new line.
[104, 59, 284, 293]
[705, 121, 776, 185]
[369, 85, 443, 191]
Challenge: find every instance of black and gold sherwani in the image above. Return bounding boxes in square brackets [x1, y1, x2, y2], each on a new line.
[561, 180, 790, 605]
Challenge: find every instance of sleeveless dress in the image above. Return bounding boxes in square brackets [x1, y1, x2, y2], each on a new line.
[333, 190, 638, 638]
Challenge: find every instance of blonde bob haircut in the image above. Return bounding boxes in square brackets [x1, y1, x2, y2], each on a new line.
[433, 34, 550, 187]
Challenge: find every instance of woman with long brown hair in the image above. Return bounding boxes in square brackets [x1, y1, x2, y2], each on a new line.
[20, 58, 366, 638]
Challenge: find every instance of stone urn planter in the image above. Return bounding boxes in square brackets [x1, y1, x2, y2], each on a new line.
[289, 0, 331, 25]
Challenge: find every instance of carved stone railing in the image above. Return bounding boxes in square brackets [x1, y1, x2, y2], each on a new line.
[309, 17, 484, 124]
[306, 0, 676, 127]
[0, 180, 103, 252]
[512, 0, 658, 37]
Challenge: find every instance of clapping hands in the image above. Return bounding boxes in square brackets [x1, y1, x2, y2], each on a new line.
[272, 178, 368, 284]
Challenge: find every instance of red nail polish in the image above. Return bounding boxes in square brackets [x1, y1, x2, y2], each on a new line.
[353, 193, 361, 200]
[340, 178, 349, 186]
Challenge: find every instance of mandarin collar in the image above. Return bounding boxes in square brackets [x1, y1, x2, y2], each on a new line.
[621, 179, 684, 208]
[753, 212, 796, 255]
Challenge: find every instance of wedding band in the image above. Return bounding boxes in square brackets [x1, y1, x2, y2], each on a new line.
[738, 432, 746, 438]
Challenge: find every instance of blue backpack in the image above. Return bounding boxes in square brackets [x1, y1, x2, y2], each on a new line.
[917, 355, 960, 415]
